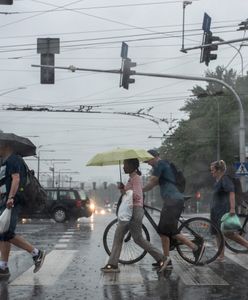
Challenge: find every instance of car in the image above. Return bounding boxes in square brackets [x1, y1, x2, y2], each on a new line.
[20, 188, 94, 223]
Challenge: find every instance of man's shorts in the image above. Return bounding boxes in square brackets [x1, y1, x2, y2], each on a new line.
[0, 203, 21, 241]
[157, 199, 184, 237]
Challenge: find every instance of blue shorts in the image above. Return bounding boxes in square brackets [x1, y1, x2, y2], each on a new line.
[0, 202, 21, 241]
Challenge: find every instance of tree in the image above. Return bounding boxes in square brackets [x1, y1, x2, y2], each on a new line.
[159, 67, 248, 193]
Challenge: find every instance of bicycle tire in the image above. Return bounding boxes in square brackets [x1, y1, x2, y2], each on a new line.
[225, 214, 248, 253]
[176, 217, 224, 265]
[103, 218, 150, 265]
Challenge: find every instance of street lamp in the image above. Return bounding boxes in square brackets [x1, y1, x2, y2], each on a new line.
[37, 148, 55, 181]
[57, 168, 71, 187]
[49, 161, 69, 187]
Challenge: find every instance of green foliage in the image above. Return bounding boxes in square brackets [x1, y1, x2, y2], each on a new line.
[159, 67, 248, 192]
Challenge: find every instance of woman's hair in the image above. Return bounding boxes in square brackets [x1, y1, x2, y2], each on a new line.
[124, 158, 142, 176]
[211, 160, 227, 172]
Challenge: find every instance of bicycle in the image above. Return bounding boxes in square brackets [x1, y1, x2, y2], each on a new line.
[224, 198, 248, 253]
[103, 197, 224, 266]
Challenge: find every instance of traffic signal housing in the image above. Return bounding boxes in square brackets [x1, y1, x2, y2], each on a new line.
[0, 0, 13, 4]
[121, 58, 136, 90]
[37, 38, 60, 84]
[200, 31, 220, 66]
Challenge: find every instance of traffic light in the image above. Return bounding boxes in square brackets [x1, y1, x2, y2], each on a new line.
[195, 191, 201, 201]
[200, 31, 220, 66]
[121, 58, 136, 90]
[103, 182, 107, 189]
[92, 182, 96, 190]
[37, 38, 60, 84]
[0, 0, 13, 4]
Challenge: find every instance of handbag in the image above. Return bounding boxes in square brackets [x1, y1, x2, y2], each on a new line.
[221, 213, 242, 232]
[117, 190, 133, 222]
[0, 208, 12, 234]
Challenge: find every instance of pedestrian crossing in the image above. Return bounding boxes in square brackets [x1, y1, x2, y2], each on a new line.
[10, 250, 77, 286]
[101, 252, 229, 286]
[4, 220, 248, 290]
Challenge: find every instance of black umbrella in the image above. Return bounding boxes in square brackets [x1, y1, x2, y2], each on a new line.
[0, 132, 36, 157]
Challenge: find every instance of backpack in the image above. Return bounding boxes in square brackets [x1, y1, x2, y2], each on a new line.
[165, 160, 186, 193]
[19, 160, 47, 210]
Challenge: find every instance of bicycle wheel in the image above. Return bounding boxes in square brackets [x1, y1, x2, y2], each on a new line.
[176, 217, 224, 265]
[103, 218, 150, 265]
[225, 215, 248, 253]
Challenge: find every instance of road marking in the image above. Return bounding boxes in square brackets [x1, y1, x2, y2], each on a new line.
[172, 254, 229, 286]
[101, 263, 143, 285]
[10, 250, 77, 286]
[54, 243, 68, 249]
[225, 250, 248, 269]
[58, 238, 71, 243]
[62, 233, 74, 237]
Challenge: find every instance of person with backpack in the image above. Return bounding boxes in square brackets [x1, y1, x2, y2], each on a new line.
[143, 149, 205, 269]
[210, 160, 248, 261]
[0, 142, 46, 278]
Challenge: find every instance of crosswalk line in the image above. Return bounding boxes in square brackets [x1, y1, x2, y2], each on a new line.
[10, 250, 77, 286]
[225, 250, 248, 269]
[172, 253, 229, 286]
[101, 263, 144, 285]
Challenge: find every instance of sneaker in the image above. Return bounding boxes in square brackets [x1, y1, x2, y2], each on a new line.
[101, 264, 120, 273]
[33, 250, 46, 273]
[158, 257, 171, 273]
[152, 260, 173, 269]
[193, 241, 205, 264]
[0, 267, 10, 278]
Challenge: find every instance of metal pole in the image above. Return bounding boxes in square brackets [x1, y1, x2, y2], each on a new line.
[181, 3, 185, 52]
[37, 154, 40, 181]
[216, 99, 220, 160]
[31, 63, 246, 174]
[134, 71, 245, 163]
[183, 37, 248, 52]
[181, 1, 192, 53]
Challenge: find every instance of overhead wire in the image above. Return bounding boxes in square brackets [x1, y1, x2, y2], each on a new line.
[0, 0, 86, 31]
[0, 1, 191, 15]
[0, 20, 241, 41]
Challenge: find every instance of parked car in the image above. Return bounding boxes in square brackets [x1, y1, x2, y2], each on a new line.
[20, 188, 94, 223]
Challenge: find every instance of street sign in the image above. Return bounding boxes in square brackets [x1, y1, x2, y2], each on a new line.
[202, 13, 211, 33]
[235, 162, 248, 176]
[121, 42, 128, 59]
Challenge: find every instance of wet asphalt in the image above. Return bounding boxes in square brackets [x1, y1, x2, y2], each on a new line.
[0, 213, 248, 300]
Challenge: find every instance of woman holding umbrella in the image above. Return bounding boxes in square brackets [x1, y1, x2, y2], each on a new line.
[0, 135, 46, 278]
[101, 158, 168, 273]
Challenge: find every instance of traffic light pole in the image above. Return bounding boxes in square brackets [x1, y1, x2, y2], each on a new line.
[31, 63, 246, 167]
[183, 37, 248, 52]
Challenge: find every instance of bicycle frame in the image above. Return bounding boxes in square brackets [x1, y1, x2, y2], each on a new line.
[143, 204, 204, 242]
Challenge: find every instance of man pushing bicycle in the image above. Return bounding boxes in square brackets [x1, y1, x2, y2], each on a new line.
[143, 149, 205, 269]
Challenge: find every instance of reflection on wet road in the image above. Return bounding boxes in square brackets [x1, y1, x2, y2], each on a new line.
[0, 214, 248, 299]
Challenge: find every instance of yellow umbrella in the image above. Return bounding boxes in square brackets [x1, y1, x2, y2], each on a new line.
[86, 148, 153, 181]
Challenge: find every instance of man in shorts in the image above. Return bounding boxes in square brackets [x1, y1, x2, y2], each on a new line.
[143, 149, 205, 270]
[0, 142, 46, 278]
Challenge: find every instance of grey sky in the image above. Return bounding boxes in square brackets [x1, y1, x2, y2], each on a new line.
[0, 0, 247, 187]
